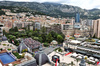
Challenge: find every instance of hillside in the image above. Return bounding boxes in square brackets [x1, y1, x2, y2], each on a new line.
[0, 6, 47, 16]
[0, 1, 100, 19]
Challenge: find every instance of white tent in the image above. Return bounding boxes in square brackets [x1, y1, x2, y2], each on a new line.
[89, 57, 94, 60]
[70, 40, 81, 44]
[77, 56, 82, 59]
[71, 53, 78, 57]
[95, 59, 99, 62]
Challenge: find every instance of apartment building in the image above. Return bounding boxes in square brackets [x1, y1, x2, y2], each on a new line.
[93, 19, 100, 38]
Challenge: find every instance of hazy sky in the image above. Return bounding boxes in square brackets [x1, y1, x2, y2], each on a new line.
[2, 0, 100, 9]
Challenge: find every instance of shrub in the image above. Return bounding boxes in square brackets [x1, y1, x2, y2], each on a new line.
[10, 45, 12, 47]
[3, 44, 6, 46]
[22, 49, 28, 53]
[13, 52, 22, 59]
[8, 48, 11, 51]
[21, 53, 25, 58]
[86, 39, 95, 42]
[43, 43, 49, 47]
[70, 37, 75, 40]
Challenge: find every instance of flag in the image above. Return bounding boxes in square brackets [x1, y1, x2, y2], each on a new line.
[55, 59, 58, 66]
[97, 62, 100, 65]
[65, 52, 71, 56]
[12, 40, 14, 44]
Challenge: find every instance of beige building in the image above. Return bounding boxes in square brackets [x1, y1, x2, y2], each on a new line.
[93, 19, 100, 38]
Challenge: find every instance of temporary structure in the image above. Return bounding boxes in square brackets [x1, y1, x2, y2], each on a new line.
[70, 40, 81, 44]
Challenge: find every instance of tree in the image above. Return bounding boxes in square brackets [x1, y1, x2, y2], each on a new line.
[28, 33, 33, 37]
[33, 31, 39, 37]
[43, 43, 49, 47]
[57, 35, 63, 43]
[41, 34, 46, 42]
[28, 25, 30, 30]
[3, 30, 6, 35]
[41, 26, 46, 34]
[50, 31, 57, 39]
[46, 33, 53, 43]
[14, 27, 18, 32]
[38, 37, 43, 43]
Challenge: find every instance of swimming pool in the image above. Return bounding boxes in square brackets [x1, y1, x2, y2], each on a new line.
[0, 53, 16, 64]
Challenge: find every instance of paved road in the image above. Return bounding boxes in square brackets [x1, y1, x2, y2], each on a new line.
[43, 46, 59, 55]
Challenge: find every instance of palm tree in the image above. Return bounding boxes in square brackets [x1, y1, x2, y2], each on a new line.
[75, 58, 79, 66]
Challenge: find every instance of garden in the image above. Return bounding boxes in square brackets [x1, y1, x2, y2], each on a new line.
[13, 52, 25, 59]
[4, 26, 65, 47]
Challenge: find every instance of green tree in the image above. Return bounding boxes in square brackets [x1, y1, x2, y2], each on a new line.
[28, 25, 30, 30]
[28, 32, 33, 37]
[43, 43, 49, 47]
[50, 31, 57, 39]
[33, 31, 39, 37]
[41, 34, 46, 42]
[38, 37, 43, 43]
[3, 30, 6, 35]
[57, 35, 63, 43]
[41, 26, 46, 34]
[14, 27, 18, 32]
[46, 33, 53, 43]
[33, 37, 39, 40]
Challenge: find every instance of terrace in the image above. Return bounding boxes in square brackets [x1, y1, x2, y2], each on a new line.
[0, 41, 17, 52]
[0, 49, 21, 66]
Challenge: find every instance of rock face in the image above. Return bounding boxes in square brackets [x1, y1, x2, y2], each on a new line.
[0, 1, 100, 19]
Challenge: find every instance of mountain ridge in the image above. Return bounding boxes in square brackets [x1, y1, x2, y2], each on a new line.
[0, 1, 100, 19]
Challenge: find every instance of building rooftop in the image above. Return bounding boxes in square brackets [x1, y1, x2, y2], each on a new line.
[23, 38, 41, 49]
[2, 36, 7, 41]
[34, 46, 50, 65]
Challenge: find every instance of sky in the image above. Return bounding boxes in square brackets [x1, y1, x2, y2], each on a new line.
[1, 0, 100, 9]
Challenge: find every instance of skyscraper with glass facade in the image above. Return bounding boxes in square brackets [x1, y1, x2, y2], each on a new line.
[75, 12, 80, 23]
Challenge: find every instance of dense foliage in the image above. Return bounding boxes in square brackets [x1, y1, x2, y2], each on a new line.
[5, 26, 65, 46]
[43, 43, 49, 47]
[13, 52, 22, 59]
[0, 10, 5, 15]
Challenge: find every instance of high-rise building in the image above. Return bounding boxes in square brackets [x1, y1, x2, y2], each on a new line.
[93, 19, 100, 38]
[0, 23, 4, 42]
[86, 19, 93, 26]
[75, 12, 80, 23]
